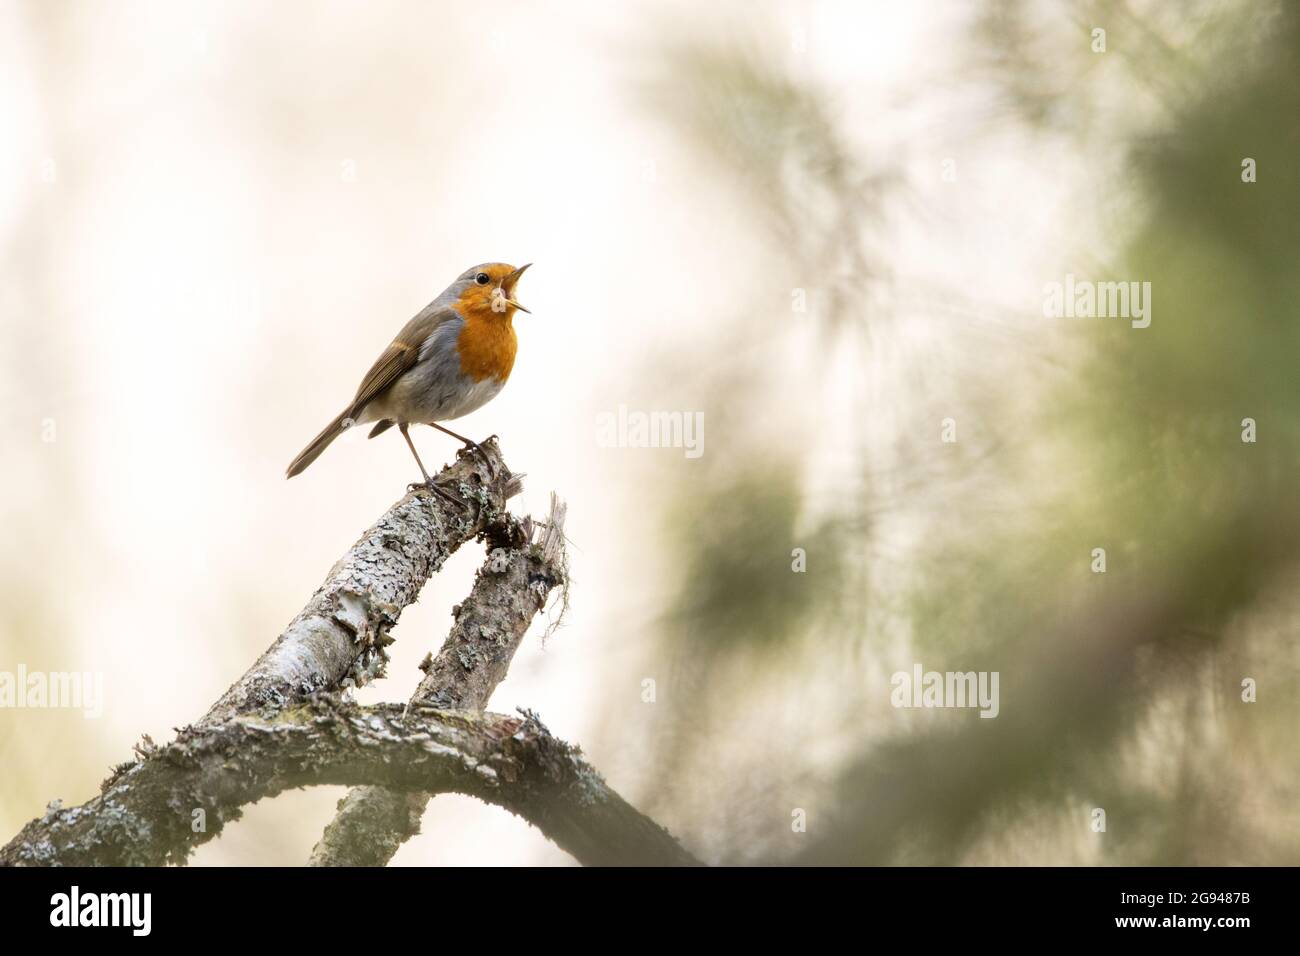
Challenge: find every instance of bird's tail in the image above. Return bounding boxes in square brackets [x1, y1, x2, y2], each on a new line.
[286, 410, 353, 478]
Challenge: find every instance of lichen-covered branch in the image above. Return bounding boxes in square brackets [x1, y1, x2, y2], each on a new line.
[309, 496, 569, 866]
[1, 697, 699, 867]
[2, 443, 698, 867]
[206, 441, 519, 721]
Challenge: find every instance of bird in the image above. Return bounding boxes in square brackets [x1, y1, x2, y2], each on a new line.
[286, 262, 531, 498]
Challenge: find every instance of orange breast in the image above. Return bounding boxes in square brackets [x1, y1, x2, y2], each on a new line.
[455, 314, 517, 383]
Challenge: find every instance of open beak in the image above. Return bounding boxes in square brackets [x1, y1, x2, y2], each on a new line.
[501, 262, 532, 313]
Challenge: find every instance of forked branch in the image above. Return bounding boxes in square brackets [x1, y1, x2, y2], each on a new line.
[0, 443, 697, 867]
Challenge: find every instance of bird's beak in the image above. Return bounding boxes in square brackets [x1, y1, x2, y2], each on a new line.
[502, 263, 532, 313]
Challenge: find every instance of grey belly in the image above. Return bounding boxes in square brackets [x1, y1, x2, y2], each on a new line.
[360, 361, 506, 425]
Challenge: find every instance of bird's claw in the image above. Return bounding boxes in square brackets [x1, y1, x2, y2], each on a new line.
[461, 439, 495, 471]
[408, 476, 463, 506]
[422, 477, 467, 509]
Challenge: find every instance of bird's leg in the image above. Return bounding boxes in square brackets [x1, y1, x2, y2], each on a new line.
[429, 421, 495, 471]
[400, 422, 431, 482]
[401, 422, 463, 507]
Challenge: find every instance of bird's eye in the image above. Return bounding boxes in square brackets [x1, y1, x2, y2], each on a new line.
[475, 272, 490, 285]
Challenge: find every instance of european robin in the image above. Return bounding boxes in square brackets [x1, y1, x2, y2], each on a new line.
[286, 262, 531, 497]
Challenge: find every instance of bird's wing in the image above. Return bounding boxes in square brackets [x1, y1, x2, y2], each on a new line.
[346, 307, 453, 417]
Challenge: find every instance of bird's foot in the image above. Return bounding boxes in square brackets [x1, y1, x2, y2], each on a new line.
[409, 477, 467, 509]
[429, 479, 468, 508]
[460, 437, 496, 471]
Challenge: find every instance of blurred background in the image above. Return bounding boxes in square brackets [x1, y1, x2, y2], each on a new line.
[2, 0, 1298, 865]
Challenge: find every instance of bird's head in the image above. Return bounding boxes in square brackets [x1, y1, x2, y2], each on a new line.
[450, 262, 532, 320]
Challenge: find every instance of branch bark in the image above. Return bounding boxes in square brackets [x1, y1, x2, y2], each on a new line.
[309, 496, 568, 866]
[206, 441, 519, 723]
[2, 697, 698, 867]
[1, 444, 698, 867]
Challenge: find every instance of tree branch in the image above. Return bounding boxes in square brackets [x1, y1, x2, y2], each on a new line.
[1, 444, 699, 867]
[205, 441, 519, 723]
[1, 697, 699, 867]
[309, 495, 569, 866]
